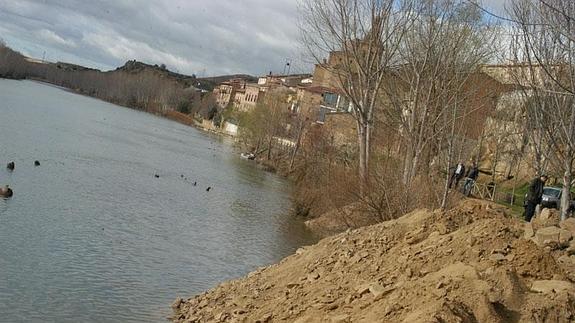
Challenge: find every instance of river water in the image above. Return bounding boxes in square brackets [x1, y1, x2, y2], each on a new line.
[0, 79, 316, 322]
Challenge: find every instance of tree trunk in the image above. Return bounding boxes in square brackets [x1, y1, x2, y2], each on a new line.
[440, 134, 455, 209]
[561, 159, 573, 221]
[289, 120, 305, 171]
[267, 137, 273, 160]
[402, 143, 414, 185]
[511, 155, 523, 206]
[365, 121, 371, 179]
[255, 137, 262, 156]
[476, 129, 484, 164]
[410, 149, 421, 185]
[441, 103, 459, 209]
[491, 138, 500, 183]
[358, 120, 369, 194]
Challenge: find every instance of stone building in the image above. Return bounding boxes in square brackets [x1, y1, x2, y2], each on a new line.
[214, 79, 244, 109]
[214, 74, 312, 113]
[477, 65, 537, 179]
[235, 83, 264, 112]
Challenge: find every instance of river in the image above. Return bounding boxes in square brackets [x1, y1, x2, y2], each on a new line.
[0, 79, 317, 322]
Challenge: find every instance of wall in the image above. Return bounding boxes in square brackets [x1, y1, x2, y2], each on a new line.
[224, 121, 239, 136]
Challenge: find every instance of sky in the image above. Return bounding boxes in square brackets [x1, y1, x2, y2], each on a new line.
[0, 0, 510, 77]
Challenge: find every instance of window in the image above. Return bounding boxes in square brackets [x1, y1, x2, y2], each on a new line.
[323, 92, 338, 107]
[317, 107, 327, 123]
[543, 188, 561, 198]
[337, 96, 349, 111]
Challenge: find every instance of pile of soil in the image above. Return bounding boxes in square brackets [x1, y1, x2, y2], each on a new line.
[304, 203, 381, 237]
[171, 199, 575, 322]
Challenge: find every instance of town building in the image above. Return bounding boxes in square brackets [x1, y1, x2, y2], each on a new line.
[291, 50, 354, 130]
[213, 73, 313, 113]
[214, 78, 244, 109]
[236, 83, 264, 112]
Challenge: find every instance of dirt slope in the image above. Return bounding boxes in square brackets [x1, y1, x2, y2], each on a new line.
[171, 200, 575, 322]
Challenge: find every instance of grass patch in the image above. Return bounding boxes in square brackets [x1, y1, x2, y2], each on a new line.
[493, 182, 530, 217]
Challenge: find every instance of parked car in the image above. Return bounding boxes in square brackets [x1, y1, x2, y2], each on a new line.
[524, 186, 574, 210]
[540, 187, 562, 209]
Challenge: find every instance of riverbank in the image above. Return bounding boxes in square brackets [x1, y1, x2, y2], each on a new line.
[27, 77, 223, 135]
[10, 76, 230, 140]
[171, 199, 575, 322]
[162, 110, 236, 138]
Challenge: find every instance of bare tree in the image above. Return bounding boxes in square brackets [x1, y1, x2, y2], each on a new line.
[348, 0, 496, 210]
[510, 0, 575, 220]
[299, 0, 413, 191]
[238, 88, 291, 161]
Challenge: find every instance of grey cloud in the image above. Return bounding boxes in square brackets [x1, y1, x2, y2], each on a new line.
[0, 0, 304, 76]
[0, 0, 511, 76]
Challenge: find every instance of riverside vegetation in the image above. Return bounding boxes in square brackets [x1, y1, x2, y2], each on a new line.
[0, 40, 229, 121]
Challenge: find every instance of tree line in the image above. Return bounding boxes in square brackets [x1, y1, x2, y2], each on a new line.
[0, 41, 217, 118]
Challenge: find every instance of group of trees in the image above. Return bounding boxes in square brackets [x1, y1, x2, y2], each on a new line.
[234, 0, 575, 222]
[0, 41, 208, 116]
[295, 0, 499, 217]
[236, 89, 294, 164]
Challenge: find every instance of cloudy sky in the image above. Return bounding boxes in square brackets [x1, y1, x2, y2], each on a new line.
[0, 0, 510, 77]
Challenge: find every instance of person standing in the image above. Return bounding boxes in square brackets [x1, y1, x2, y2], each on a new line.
[449, 161, 466, 189]
[463, 162, 479, 196]
[523, 174, 548, 222]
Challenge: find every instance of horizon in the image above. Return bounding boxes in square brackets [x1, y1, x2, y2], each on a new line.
[0, 0, 509, 78]
[13, 47, 313, 79]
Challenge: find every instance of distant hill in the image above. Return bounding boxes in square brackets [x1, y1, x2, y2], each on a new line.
[0, 43, 212, 116]
[115, 60, 208, 91]
[1, 42, 258, 92]
[54, 61, 99, 72]
[115, 60, 257, 91]
[199, 74, 258, 84]
[0, 42, 261, 120]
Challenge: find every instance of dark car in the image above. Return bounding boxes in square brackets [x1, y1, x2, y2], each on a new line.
[524, 186, 575, 210]
[540, 187, 562, 209]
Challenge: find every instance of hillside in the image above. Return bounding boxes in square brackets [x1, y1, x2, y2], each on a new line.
[199, 74, 257, 85]
[0, 43, 255, 92]
[171, 199, 575, 322]
[115, 60, 228, 91]
[1, 43, 259, 119]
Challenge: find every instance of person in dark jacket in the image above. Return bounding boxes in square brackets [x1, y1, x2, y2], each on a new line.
[463, 162, 479, 196]
[523, 174, 548, 222]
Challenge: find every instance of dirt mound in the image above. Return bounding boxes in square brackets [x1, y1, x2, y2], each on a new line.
[171, 199, 575, 322]
[304, 203, 381, 237]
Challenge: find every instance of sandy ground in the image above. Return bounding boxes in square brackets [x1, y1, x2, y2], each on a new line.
[171, 199, 575, 322]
